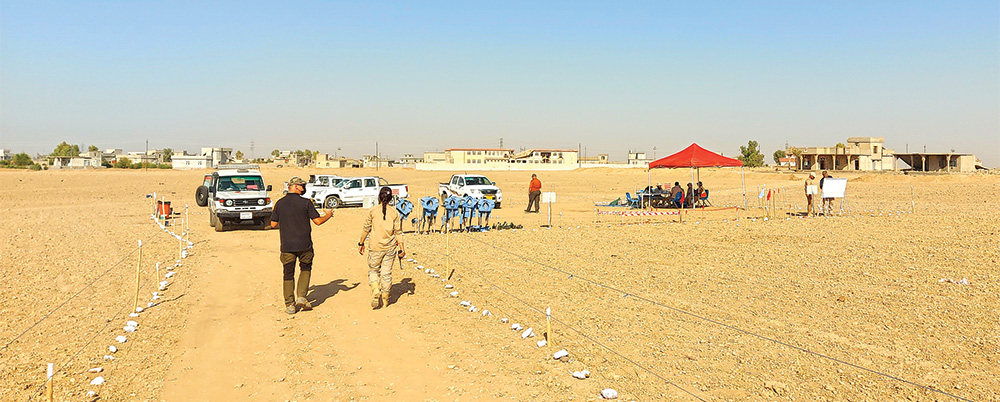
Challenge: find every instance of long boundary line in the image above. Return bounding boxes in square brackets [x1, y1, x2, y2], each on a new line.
[415, 245, 707, 401]
[2, 244, 146, 351]
[461, 232, 974, 402]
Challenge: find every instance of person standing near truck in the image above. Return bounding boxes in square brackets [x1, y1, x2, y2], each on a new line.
[270, 177, 333, 314]
[358, 187, 406, 310]
[525, 174, 542, 213]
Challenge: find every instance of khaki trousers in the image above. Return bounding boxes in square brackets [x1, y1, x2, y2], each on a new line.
[367, 245, 397, 293]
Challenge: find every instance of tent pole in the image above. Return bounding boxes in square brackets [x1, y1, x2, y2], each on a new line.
[689, 166, 694, 210]
[647, 167, 651, 210]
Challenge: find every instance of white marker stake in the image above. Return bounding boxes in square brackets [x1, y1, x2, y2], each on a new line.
[132, 240, 143, 313]
[46, 363, 54, 402]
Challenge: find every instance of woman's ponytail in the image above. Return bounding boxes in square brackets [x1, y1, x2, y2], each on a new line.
[378, 187, 392, 220]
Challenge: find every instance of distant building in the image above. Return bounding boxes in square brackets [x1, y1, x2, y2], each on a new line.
[0, 149, 10, 161]
[793, 137, 895, 171]
[172, 147, 232, 170]
[627, 151, 651, 166]
[894, 152, 980, 173]
[396, 153, 422, 167]
[417, 148, 580, 171]
[509, 149, 578, 165]
[778, 156, 797, 168]
[361, 155, 393, 168]
[579, 154, 610, 164]
[314, 153, 355, 168]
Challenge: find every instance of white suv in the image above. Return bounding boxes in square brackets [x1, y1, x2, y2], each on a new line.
[203, 168, 273, 232]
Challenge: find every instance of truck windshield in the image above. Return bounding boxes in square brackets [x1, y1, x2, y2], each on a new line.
[464, 177, 491, 186]
[218, 176, 264, 191]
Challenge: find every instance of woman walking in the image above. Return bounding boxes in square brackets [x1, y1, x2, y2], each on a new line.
[358, 187, 406, 309]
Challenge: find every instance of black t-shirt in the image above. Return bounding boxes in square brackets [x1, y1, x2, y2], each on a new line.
[271, 194, 320, 253]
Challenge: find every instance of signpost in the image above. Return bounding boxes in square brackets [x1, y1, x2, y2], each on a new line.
[541, 191, 556, 227]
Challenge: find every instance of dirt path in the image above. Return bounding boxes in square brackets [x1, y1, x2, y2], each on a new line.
[159, 205, 525, 401]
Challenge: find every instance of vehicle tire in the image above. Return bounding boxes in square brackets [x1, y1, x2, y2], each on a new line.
[324, 196, 342, 209]
[209, 211, 217, 227]
[195, 186, 209, 207]
[215, 217, 225, 232]
[259, 219, 270, 230]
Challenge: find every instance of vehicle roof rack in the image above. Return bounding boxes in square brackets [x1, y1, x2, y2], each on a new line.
[216, 164, 260, 170]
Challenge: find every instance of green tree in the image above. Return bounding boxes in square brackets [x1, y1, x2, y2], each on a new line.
[738, 140, 765, 167]
[773, 149, 786, 165]
[13, 152, 33, 166]
[271, 149, 280, 159]
[29, 163, 42, 171]
[52, 141, 81, 157]
[162, 148, 173, 162]
[235, 150, 244, 160]
[88, 145, 99, 152]
[114, 157, 132, 169]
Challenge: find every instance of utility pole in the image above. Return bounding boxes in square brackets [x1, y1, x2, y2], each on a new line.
[250, 139, 255, 161]
[376, 142, 379, 171]
[145, 139, 148, 172]
[500, 138, 504, 148]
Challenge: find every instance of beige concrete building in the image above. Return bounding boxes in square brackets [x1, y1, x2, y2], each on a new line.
[793, 137, 895, 171]
[417, 148, 580, 171]
[510, 149, 578, 165]
[314, 153, 355, 168]
[894, 153, 979, 173]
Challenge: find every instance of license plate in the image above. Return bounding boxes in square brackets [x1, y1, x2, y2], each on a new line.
[240, 212, 252, 220]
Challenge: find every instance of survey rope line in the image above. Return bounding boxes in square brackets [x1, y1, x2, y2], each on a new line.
[25, 297, 131, 401]
[461, 233, 974, 402]
[2, 243, 148, 351]
[417, 245, 707, 401]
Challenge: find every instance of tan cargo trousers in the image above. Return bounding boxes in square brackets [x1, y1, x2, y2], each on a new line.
[367, 245, 397, 294]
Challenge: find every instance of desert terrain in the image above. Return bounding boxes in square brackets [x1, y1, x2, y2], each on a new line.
[1, 166, 997, 401]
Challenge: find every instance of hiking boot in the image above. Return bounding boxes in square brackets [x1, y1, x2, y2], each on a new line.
[285, 303, 297, 315]
[381, 292, 391, 308]
[296, 297, 312, 311]
[370, 281, 381, 310]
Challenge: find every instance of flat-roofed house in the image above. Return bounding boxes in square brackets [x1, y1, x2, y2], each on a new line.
[794, 137, 895, 171]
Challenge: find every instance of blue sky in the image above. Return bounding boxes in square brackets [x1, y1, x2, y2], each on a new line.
[2, 1, 998, 166]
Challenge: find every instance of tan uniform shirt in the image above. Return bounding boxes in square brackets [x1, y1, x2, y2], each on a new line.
[361, 204, 403, 251]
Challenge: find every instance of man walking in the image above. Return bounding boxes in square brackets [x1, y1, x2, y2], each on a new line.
[270, 176, 333, 314]
[525, 174, 541, 213]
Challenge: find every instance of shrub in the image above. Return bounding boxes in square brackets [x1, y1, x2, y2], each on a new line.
[114, 157, 132, 169]
[29, 163, 42, 171]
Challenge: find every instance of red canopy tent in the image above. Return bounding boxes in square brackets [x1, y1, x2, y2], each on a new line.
[649, 143, 743, 168]
[647, 143, 746, 209]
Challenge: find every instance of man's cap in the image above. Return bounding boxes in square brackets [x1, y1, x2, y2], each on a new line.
[808, 173, 815, 177]
[288, 176, 307, 186]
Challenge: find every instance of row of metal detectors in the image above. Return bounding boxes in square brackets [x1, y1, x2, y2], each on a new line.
[395, 195, 510, 233]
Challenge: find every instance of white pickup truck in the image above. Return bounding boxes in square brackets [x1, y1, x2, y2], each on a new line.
[439, 174, 503, 208]
[310, 176, 409, 208]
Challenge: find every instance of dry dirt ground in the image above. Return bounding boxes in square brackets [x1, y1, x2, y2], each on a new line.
[1, 167, 997, 401]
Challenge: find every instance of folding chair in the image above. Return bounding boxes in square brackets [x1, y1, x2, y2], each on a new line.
[696, 190, 712, 207]
[625, 193, 641, 209]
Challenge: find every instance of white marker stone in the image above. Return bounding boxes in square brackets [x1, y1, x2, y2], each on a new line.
[521, 327, 534, 339]
[449, 291, 459, 297]
[537, 340, 547, 347]
[115, 335, 127, 343]
[444, 284, 453, 289]
[88, 367, 103, 373]
[459, 300, 471, 307]
[90, 376, 105, 386]
[103, 355, 114, 361]
[553, 349, 569, 360]
[601, 388, 618, 399]
[108, 346, 117, 353]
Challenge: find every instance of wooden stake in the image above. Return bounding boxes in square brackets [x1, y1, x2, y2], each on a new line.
[910, 185, 915, 213]
[133, 240, 143, 313]
[46, 363, 53, 402]
[546, 307, 552, 347]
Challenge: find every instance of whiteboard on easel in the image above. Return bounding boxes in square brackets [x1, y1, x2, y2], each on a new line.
[822, 178, 847, 198]
[541, 192, 556, 204]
